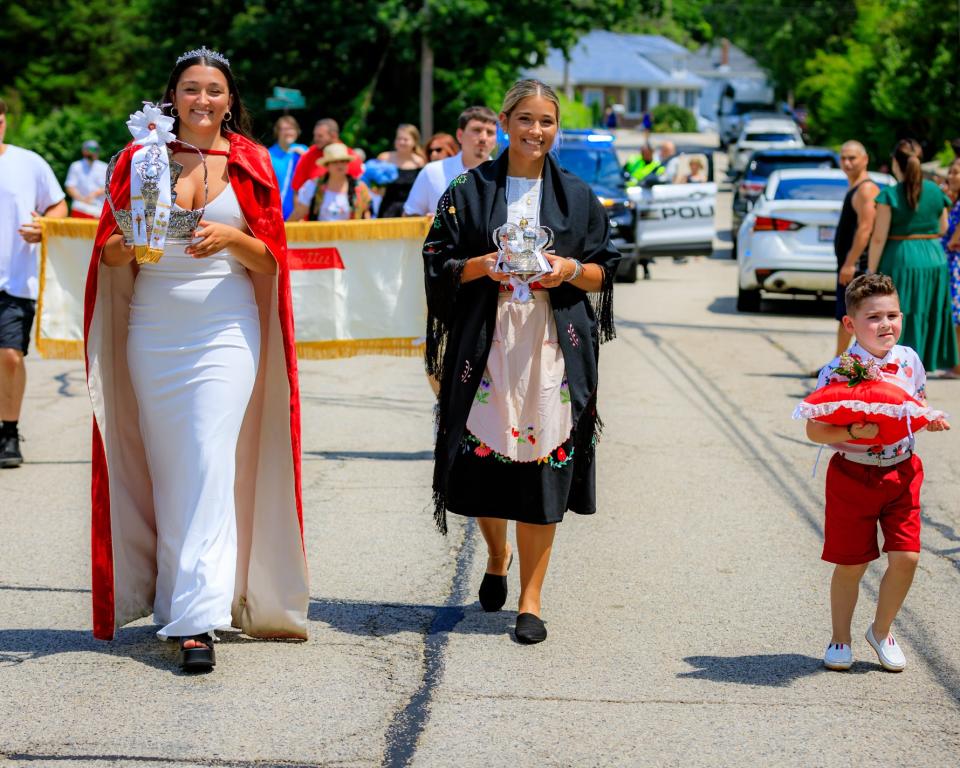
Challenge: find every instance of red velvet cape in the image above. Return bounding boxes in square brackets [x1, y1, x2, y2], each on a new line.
[84, 132, 306, 640]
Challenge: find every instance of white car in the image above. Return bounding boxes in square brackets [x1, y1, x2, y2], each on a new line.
[627, 149, 717, 255]
[736, 169, 895, 312]
[729, 118, 804, 174]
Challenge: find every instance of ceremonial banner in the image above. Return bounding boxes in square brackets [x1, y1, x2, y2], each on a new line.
[36, 217, 432, 360]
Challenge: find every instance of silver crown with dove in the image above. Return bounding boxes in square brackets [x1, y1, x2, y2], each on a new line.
[105, 144, 208, 245]
[176, 46, 231, 68]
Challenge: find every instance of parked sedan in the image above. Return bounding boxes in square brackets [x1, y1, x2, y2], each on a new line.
[731, 147, 840, 241]
[736, 169, 894, 312]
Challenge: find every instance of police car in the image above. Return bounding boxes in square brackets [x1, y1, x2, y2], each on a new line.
[556, 131, 639, 282]
[626, 146, 717, 255]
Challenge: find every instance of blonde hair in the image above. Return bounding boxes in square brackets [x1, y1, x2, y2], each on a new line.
[500, 79, 560, 122]
[396, 123, 425, 160]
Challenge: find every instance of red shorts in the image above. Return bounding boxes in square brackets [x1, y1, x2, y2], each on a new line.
[822, 453, 923, 565]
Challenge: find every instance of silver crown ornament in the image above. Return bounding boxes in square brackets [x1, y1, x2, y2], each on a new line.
[492, 222, 553, 278]
[105, 102, 207, 264]
[176, 45, 231, 68]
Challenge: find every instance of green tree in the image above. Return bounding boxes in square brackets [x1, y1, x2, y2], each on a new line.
[798, 0, 960, 160]
[1, 0, 649, 168]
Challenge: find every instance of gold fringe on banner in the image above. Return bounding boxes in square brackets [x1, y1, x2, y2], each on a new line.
[34, 220, 51, 357]
[296, 337, 425, 360]
[34, 339, 84, 360]
[285, 217, 431, 243]
[39, 217, 99, 239]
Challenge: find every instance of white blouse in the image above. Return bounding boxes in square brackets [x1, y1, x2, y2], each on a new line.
[505, 176, 543, 229]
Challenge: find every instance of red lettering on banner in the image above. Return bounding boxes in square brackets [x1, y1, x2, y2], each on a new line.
[288, 247, 345, 270]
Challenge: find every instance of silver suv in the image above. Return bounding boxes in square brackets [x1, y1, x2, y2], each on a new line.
[728, 118, 804, 175]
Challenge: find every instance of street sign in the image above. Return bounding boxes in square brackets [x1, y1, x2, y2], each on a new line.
[273, 86, 303, 101]
[266, 94, 305, 111]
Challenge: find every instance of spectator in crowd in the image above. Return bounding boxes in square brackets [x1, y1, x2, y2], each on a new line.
[867, 138, 958, 373]
[376, 123, 426, 218]
[832, 140, 879, 357]
[268, 116, 308, 220]
[0, 98, 68, 467]
[940, 156, 960, 377]
[624, 144, 662, 187]
[603, 105, 617, 129]
[291, 117, 363, 192]
[679, 156, 707, 184]
[65, 139, 107, 219]
[290, 142, 372, 222]
[641, 110, 653, 140]
[657, 140, 679, 182]
[404, 106, 497, 218]
[424, 132, 459, 162]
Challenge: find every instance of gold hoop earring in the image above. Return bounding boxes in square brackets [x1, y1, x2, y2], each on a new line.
[170, 106, 179, 118]
[224, 110, 233, 122]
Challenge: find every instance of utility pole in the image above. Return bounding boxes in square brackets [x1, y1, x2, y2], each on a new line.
[420, 0, 434, 138]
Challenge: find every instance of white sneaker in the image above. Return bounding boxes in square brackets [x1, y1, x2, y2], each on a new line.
[865, 625, 906, 671]
[823, 642, 853, 670]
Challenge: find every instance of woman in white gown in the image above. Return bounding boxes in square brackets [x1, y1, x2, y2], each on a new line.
[88, 48, 309, 671]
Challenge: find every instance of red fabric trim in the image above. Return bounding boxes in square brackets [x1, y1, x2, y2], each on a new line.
[90, 421, 115, 640]
[287, 247, 345, 270]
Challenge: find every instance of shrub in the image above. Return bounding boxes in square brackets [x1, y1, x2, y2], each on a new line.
[558, 94, 593, 130]
[651, 104, 697, 133]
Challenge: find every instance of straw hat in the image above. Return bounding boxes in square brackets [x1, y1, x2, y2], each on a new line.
[316, 142, 352, 166]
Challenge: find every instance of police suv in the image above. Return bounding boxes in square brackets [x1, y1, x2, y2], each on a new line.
[556, 131, 639, 282]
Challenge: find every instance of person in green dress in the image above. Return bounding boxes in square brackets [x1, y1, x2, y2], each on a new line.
[867, 138, 959, 372]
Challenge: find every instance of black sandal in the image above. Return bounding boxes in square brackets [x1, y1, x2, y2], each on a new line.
[479, 551, 514, 612]
[178, 633, 216, 672]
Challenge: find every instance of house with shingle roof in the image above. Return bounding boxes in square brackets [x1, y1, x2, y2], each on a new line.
[526, 30, 707, 127]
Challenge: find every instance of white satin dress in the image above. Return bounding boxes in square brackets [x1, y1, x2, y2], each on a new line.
[127, 182, 260, 639]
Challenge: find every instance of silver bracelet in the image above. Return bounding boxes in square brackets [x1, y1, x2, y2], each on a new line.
[565, 258, 584, 282]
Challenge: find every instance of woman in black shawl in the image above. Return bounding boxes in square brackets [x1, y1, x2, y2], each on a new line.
[423, 80, 620, 644]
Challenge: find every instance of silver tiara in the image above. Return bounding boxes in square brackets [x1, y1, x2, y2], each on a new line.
[176, 46, 230, 68]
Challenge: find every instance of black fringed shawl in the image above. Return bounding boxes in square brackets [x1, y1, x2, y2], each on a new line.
[423, 151, 620, 533]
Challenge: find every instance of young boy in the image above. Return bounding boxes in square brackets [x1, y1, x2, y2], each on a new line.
[806, 274, 950, 671]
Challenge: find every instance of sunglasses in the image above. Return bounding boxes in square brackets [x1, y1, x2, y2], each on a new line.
[428, 146, 444, 154]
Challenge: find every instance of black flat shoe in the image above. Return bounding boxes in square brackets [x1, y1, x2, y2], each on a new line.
[514, 613, 547, 644]
[178, 633, 216, 672]
[478, 551, 513, 612]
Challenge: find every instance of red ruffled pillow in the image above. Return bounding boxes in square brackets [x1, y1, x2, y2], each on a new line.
[794, 380, 944, 444]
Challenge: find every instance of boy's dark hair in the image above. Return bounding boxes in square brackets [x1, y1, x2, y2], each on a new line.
[0, 98, 7, 115]
[458, 106, 497, 131]
[844, 273, 898, 314]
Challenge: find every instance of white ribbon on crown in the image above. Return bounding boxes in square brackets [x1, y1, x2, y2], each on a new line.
[126, 103, 176, 263]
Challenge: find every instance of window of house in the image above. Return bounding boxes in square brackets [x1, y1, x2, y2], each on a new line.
[582, 88, 604, 110]
[627, 88, 648, 115]
[684, 91, 696, 109]
[658, 89, 671, 106]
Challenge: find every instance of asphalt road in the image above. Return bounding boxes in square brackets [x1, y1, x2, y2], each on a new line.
[1, 185, 959, 766]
